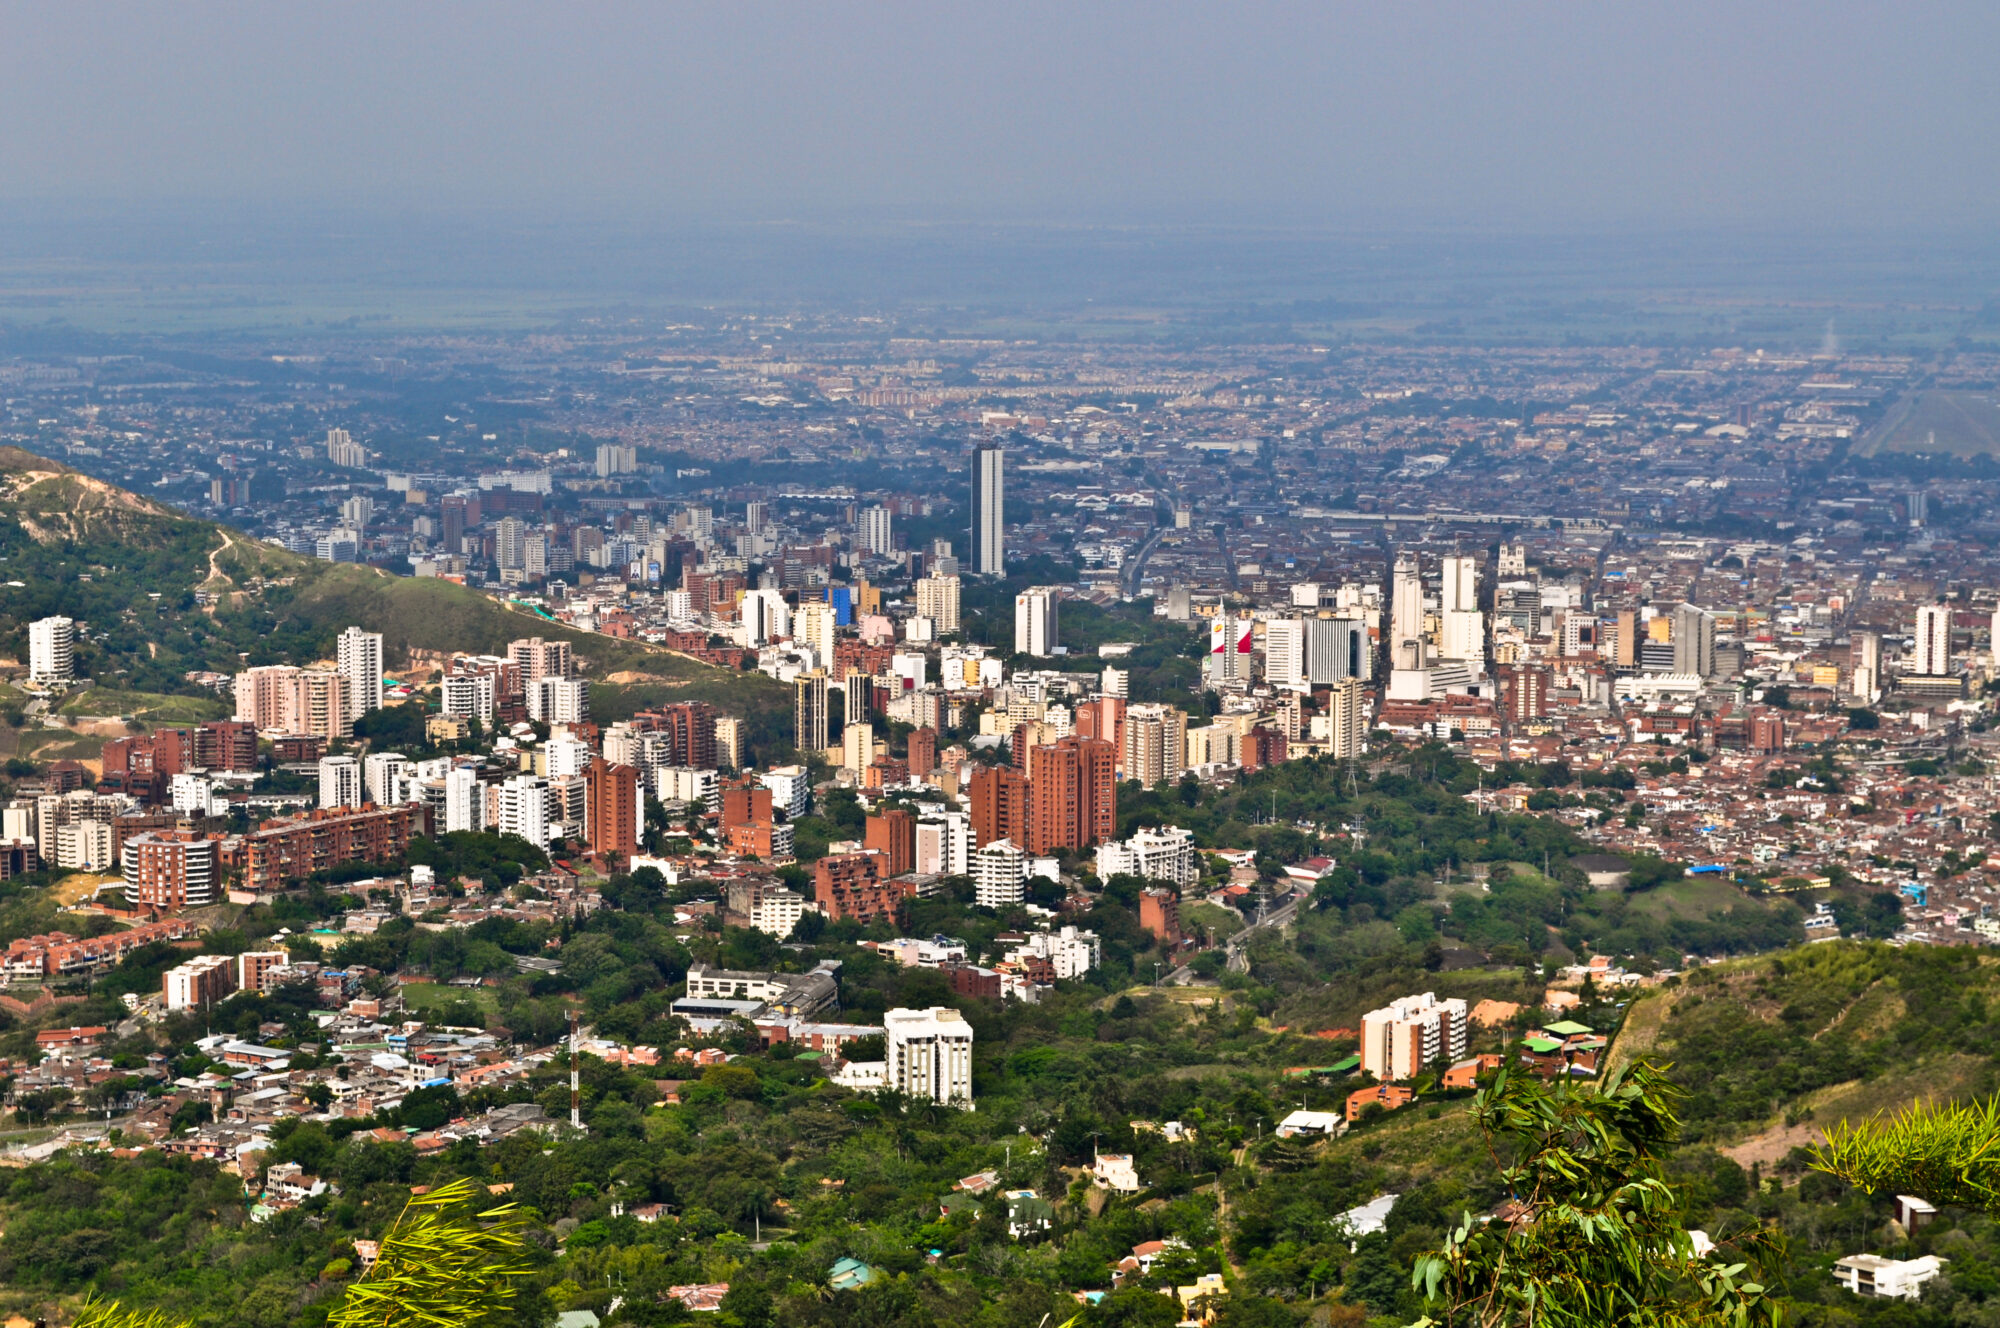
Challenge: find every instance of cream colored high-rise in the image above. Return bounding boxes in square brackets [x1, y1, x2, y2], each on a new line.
[1390, 553, 1426, 671]
[1122, 704, 1187, 786]
[1323, 678, 1365, 759]
[1915, 604, 1953, 677]
[793, 601, 837, 666]
[915, 574, 962, 634]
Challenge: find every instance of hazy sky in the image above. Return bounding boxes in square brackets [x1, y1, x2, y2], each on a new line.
[3, 3, 1998, 231]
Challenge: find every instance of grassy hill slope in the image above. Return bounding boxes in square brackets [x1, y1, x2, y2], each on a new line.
[0, 448, 787, 752]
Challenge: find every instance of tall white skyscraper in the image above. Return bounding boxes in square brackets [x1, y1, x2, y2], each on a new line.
[1263, 616, 1307, 690]
[739, 588, 791, 647]
[1390, 553, 1426, 672]
[27, 616, 74, 684]
[1014, 587, 1057, 657]
[337, 626, 385, 723]
[858, 505, 893, 556]
[971, 444, 1005, 577]
[318, 754, 362, 810]
[1853, 630, 1882, 703]
[1441, 555, 1478, 614]
[1914, 604, 1954, 676]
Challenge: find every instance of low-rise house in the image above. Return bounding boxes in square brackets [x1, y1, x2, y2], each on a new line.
[1833, 1253, 1946, 1300]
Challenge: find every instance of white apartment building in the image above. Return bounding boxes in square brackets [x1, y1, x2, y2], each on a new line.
[859, 505, 893, 555]
[759, 766, 811, 818]
[54, 820, 115, 871]
[974, 838, 1026, 908]
[441, 673, 496, 724]
[318, 755, 362, 811]
[496, 774, 550, 846]
[1360, 992, 1468, 1082]
[916, 810, 973, 876]
[444, 765, 484, 833]
[28, 616, 75, 685]
[1833, 1253, 1946, 1301]
[1263, 616, 1306, 690]
[528, 677, 590, 725]
[792, 602, 837, 667]
[658, 766, 721, 812]
[336, 627, 384, 722]
[885, 1006, 975, 1107]
[1003, 926, 1101, 980]
[164, 953, 237, 1011]
[169, 773, 224, 818]
[1095, 825, 1198, 888]
[364, 752, 408, 806]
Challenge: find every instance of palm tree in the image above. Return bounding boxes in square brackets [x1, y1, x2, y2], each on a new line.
[67, 1177, 531, 1328]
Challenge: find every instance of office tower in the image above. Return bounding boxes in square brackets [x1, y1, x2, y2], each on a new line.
[969, 764, 1029, 847]
[444, 765, 484, 833]
[971, 444, 1005, 576]
[363, 752, 407, 806]
[1122, 703, 1188, 786]
[1441, 555, 1478, 615]
[1290, 582, 1322, 608]
[1908, 490, 1929, 527]
[1026, 735, 1117, 854]
[794, 670, 829, 753]
[885, 1006, 974, 1107]
[1914, 604, 1953, 676]
[1323, 678, 1366, 759]
[1614, 609, 1639, 669]
[497, 774, 549, 846]
[318, 755, 362, 810]
[1390, 553, 1426, 672]
[859, 505, 894, 556]
[1208, 612, 1252, 686]
[1264, 616, 1306, 690]
[915, 574, 962, 634]
[1671, 604, 1716, 678]
[793, 601, 837, 664]
[1015, 587, 1057, 656]
[1166, 585, 1192, 621]
[1305, 616, 1371, 684]
[27, 616, 74, 684]
[744, 500, 767, 533]
[586, 759, 641, 861]
[1360, 992, 1468, 1082]
[326, 427, 367, 468]
[336, 626, 384, 723]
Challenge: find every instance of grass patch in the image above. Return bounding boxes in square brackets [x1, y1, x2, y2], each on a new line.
[58, 688, 229, 724]
[1623, 874, 1762, 922]
[400, 981, 500, 1018]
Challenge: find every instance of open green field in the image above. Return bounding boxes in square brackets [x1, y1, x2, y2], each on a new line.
[58, 687, 231, 724]
[1623, 873, 1760, 923]
[1861, 388, 2000, 456]
[399, 981, 499, 1019]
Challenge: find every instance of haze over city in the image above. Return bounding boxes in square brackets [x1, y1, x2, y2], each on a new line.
[0, 7, 1997, 1328]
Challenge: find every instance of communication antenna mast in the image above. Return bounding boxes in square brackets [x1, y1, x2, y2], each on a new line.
[569, 1008, 582, 1130]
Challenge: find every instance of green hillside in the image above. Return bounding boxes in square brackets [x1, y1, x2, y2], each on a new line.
[0, 447, 787, 752]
